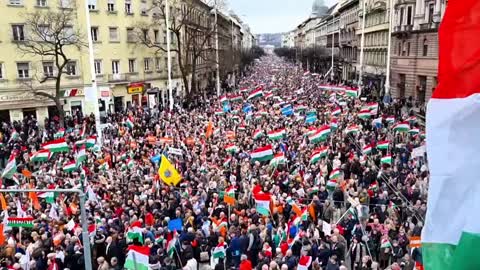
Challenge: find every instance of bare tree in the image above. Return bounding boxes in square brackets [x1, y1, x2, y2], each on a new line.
[136, 0, 217, 103]
[16, 8, 85, 126]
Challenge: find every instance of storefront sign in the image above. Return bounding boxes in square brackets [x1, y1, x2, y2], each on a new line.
[127, 83, 144, 94]
[0, 92, 48, 102]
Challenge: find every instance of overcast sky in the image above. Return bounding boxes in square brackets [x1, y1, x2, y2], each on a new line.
[229, 0, 337, 34]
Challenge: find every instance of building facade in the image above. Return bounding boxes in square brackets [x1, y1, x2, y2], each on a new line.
[338, 0, 359, 81]
[0, 0, 247, 125]
[390, 0, 446, 102]
[356, 0, 392, 95]
[281, 31, 295, 48]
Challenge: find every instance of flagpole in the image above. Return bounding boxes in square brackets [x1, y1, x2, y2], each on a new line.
[384, 0, 394, 97]
[165, 0, 174, 111]
[358, 0, 367, 97]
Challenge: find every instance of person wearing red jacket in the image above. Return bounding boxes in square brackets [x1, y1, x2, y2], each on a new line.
[239, 254, 252, 270]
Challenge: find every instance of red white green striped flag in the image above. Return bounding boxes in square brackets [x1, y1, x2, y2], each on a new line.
[7, 217, 34, 228]
[230, 94, 243, 102]
[213, 242, 227, 259]
[30, 149, 51, 162]
[63, 161, 77, 173]
[270, 153, 286, 167]
[377, 140, 390, 150]
[225, 144, 239, 154]
[309, 125, 330, 143]
[385, 116, 395, 124]
[252, 129, 264, 140]
[310, 147, 328, 164]
[254, 192, 271, 216]
[86, 136, 96, 148]
[393, 121, 410, 132]
[358, 109, 371, 119]
[125, 117, 134, 129]
[329, 168, 341, 179]
[346, 88, 358, 97]
[124, 245, 150, 270]
[345, 124, 360, 135]
[248, 88, 263, 100]
[267, 128, 286, 140]
[381, 155, 392, 165]
[331, 107, 341, 116]
[422, 2, 480, 269]
[362, 144, 372, 155]
[54, 128, 65, 139]
[2, 155, 16, 179]
[250, 145, 274, 162]
[42, 138, 69, 152]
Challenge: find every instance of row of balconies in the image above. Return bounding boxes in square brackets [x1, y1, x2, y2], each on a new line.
[393, 22, 439, 34]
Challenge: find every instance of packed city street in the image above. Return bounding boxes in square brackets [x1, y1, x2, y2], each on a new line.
[1, 0, 479, 269]
[0, 55, 428, 270]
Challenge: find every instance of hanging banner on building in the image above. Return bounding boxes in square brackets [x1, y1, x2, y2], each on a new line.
[127, 83, 144, 94]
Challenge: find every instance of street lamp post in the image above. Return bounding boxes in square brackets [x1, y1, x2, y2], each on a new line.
[165, 0, 174, 110]
[358, 0, 367, 96]
[385, 0, 394, 97]
[84, 0, 102, 145]
[214, 0, 221, 96]
[0, 189, 92, 270]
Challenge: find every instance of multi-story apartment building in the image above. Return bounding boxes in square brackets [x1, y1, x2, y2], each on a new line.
[356, 0, 391, 94]
[390, 0, 446, 102]
[0, 0, 184, 125]
[0, 0, 245, 125]
[281, 31, 295, 48]
[338, 0, 359, 81]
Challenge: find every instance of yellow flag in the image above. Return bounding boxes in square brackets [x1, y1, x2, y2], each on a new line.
[158, 155, 182, 186]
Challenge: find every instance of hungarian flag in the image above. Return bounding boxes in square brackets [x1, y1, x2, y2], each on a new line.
[124, 245, 150, 270]
[86, 136, 96, 148]
[250, 145, 274, 162]
[42, 138, 69, 152]
[223, 186, 236, 205]
[298, 255, 312, 270]
[254, 192, 271, 216]
[1, 155, 16, 179]
[30, 149, 51, 162]
[422, 1, 480, 269]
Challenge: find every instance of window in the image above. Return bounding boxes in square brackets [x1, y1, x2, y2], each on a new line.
[399, 7, 404, 26]
[66, 61, 78, 76]
[140, 0, 147, 15]
[164, 57, 168, 70]
[88, 0, 97, 10]
[125, 0, 132, 14]
[9, 0, 22, 5]
[154, 30, 159, 43]
[128, 59, 136, 73]
[12, 25, 25, 41]
[37, 0, 47, 7]
[17, 63, 29, 78]
[155, 57, 161, 71]
[91, 27, 99, 41]
[407, 42, 411, 56]
[60, 0, 71, 8]
[423, 38, 428, 56]
[43, 61, 54, 77]
[407, 6, 413, 25]
[398, 42, 402, 55]
[142, 29, 148, 41]
[401, 41, 406, 56]
[144, 58, 151, 72]
[126, 28, 135, 42]
[109, 27, 119, 41]
[0, 63, 3, 79]
[112, 60, 120, 74]
[428, 3, 435, 23]
[107, 0, 115, 11]
[94, 60, 102, 75]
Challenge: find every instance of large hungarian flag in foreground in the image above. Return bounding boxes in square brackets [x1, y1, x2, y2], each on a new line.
[422, 1, 480, 269]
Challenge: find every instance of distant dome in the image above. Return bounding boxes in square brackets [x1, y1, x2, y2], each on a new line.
[311, 0, 328, 17]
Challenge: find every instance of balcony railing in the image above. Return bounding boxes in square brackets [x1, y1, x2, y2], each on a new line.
[107, 73, 130, 83]
[393, 24, 413, 34]
[419, 22, 439, 30]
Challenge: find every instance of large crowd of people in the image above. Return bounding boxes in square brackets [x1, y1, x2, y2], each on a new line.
[0, 56, 427, 270]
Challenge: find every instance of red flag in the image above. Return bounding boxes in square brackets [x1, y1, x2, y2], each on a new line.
[433, 0, 480, 99]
